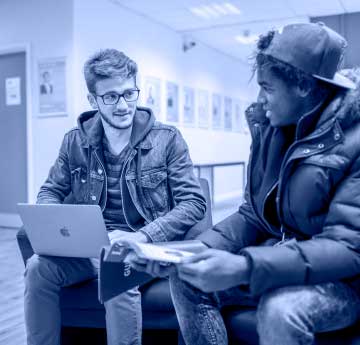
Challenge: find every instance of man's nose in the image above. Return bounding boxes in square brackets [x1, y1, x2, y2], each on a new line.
[257, 89, 266, 104]
[116, 96, 128, 110]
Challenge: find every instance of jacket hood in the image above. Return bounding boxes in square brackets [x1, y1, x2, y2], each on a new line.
[77, 106, 155, 148]
[321, 68, 360, 130]
[246, 68, 360, 133]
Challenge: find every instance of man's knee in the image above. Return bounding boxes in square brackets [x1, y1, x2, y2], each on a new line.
[257, 287, 305, 329]
[24, 255, 62, 288]
[104, 287, 141, 312]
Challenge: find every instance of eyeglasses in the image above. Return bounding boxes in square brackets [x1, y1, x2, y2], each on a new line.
[96, 89, 140, 105]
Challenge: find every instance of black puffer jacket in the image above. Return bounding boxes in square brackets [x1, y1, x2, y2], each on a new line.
[198, 69, 360, 296]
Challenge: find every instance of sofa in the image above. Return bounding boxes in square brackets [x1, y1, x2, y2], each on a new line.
[17, 178, 360, 344]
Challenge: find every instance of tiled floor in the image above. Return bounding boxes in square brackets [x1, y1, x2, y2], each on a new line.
[0, 196, 241, 345]
[0, 227, 26, 345]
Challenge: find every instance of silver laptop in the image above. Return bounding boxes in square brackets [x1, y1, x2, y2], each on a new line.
[17, 203, 110, 258]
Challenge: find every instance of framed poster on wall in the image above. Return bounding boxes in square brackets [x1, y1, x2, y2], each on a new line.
[166, 81, 179, 123]
[233, 99, 243, 132]
[183, 86, 195, 126]
[38, 57, 67, 117]
[197, 89, 209, 128]
[142, 76, 161, 118]
[224, 97, 232, 131]
[212, 93, 222, 130]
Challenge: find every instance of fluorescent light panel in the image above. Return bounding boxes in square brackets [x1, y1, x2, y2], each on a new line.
[235, 34, 258, 45]
[189, 2, 242, 19]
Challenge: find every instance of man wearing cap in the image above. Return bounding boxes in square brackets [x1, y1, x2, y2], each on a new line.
[130, 23, 360, 344]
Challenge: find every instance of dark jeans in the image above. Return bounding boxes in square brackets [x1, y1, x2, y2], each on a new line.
[170, 274, 360, 345]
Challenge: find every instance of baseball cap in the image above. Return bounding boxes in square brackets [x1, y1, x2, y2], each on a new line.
[261, 22, 356, 90]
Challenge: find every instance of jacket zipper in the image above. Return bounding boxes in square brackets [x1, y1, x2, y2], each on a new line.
[247, 124, 280, 237]
[276, 121, 336, 231]
[93, 150, 107, 212]
[120, 149, 151, 231]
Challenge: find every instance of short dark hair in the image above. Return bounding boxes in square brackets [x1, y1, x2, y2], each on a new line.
[254, 30, 334, 99]
[84, 49, 138, 93]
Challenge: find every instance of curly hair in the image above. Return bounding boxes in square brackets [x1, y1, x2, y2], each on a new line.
[84, 49, 138, 93]
[253, 30, 334, 99]
[254, 30, 315, 88]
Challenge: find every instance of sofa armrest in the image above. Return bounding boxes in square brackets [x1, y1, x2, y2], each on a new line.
[16, 226, 34, 265]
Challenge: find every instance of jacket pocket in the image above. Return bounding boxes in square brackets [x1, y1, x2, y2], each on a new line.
[70, 167, 88, 203]
[140, 169, 169, 212]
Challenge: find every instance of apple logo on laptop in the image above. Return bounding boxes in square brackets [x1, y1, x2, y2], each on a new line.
[60, 226, 70, 237]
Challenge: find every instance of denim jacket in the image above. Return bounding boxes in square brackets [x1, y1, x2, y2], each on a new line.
[37, 107, 206, 242]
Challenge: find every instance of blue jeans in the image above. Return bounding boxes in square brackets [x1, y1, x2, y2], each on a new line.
[24, 254, 141, 345]
[170, 274, 360, 345]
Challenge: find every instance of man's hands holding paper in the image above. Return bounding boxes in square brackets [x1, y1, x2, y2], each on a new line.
[126, 245, 251, 293]
[126, 251, 176, 278]
[176, 249, 250, 292]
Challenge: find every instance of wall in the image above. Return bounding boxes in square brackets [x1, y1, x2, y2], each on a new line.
[73, 0, 258, 202]
[312, 12, 360, 68]
[0, 0, 258, 205]
[0, 0, 75, 202]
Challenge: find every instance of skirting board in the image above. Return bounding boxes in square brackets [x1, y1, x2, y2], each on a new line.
[0, 213, 23, 228]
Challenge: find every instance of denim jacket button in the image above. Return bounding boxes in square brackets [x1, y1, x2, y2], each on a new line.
[91, 195, 97, 201]
[97, 169, 103, 175]
[81, 179, 86, 183]
[318, 143, 324, 149]
[303, 148, 310, 154]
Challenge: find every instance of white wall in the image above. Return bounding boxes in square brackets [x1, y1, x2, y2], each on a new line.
[0, 0, 75, 202]
[0, 0, 258, 204]
[73, 0, 258, 201]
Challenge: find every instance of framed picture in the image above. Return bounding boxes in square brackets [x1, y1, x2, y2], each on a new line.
[183, 86, 195, 126]
[224, 97, 232, 131]
[197, 89, 209, 128]
[142, 76, 161, 118]
[233, 99, 243, 133]
[212, 93, 222, 130]
[38, 57, 67, 117]
[166, 81, 179, 123]
[242, 100, 251, 134]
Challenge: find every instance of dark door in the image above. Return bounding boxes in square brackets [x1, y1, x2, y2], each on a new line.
[0, 52, 27, 216]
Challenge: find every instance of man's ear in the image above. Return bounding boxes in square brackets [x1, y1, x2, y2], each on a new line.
[87, 93, 98, 109]
[296, 80, 312, 98]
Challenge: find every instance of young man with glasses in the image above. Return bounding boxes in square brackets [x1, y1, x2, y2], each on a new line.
[24, 49, 206, 345]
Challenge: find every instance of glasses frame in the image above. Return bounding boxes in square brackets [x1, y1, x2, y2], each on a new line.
[95, 88, 140, 105]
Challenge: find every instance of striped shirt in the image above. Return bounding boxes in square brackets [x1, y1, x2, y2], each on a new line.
[102, 138, 131, 232]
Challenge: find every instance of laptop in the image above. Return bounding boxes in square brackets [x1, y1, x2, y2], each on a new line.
[17, 203, 110, 258]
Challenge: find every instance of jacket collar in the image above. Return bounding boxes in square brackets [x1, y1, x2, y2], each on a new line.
[77, 107, 155, 149]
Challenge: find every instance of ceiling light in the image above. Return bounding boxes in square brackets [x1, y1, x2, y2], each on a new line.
[190, 7, 212, 19]
[223, 3, 242, 15]
[189, 2, 242, 20]
[212, 4, 229, 15]
[235, 33, 258, 45]
[202, 5, 221, 18]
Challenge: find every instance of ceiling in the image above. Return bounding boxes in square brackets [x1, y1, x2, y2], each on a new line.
[110, 0, 360, 63]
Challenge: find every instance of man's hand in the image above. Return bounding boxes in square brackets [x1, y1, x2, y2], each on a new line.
[176, 249, 250, 293]
[108, 230, 148, 245]
[125, 252, 176, 278]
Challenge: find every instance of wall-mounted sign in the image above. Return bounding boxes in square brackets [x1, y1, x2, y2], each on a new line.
[5, 77, 21, 106]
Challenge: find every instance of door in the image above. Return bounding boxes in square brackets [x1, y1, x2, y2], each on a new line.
[0, 51, 27, 226]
